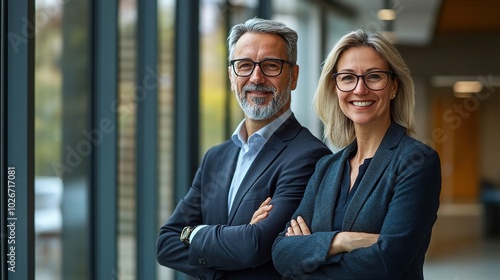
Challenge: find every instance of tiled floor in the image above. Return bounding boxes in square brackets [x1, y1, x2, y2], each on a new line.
[34, 203, 500, 279]
[424, 240, 500, 280]
[423, 203, 500, 280]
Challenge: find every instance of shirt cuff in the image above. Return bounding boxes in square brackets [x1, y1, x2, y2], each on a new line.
[189, 225, 207, 243]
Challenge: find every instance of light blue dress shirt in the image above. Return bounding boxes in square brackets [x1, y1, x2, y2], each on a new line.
[189, 109, 292, 242]
[228, 109, 292, 212]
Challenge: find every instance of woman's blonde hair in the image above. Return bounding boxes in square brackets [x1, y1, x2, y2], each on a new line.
[313, 29, 415, 148]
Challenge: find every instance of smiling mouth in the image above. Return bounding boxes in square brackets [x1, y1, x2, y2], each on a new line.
[247, 90, 272, 96]
[352, 101, 374, 107]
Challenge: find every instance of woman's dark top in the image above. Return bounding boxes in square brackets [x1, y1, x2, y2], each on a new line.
[333, 149, 372, 231]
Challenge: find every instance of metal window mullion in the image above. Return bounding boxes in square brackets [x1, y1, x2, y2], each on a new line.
[136, 0, 158, 279]
[0, 0, 6, 277]
[92, 0, 118, 279]
[3, 0, 35, 279]
[258, 0, 272, 19]
[173, 1, 200, 279]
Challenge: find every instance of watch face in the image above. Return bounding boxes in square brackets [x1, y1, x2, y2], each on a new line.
[180, 226, 192, 245]
[181, 227, 188, 238]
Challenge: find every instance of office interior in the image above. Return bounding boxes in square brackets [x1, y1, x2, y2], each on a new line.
[1, 0, 500, 279]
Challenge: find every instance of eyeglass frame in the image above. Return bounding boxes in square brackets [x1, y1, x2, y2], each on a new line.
[332, 70, 396, 92]
[230, 58, 295, 77]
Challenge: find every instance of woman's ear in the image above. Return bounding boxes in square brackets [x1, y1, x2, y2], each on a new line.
[390, 78, 398, 99]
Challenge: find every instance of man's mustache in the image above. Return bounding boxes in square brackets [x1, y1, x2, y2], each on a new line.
[242, 84, 276, 95]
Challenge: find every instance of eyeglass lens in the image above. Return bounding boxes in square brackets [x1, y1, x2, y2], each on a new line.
[335, 71, 391, 91]
[232, 59, 284, 77]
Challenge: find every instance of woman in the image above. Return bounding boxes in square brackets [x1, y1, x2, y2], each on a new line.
[271, 29, 441, 279]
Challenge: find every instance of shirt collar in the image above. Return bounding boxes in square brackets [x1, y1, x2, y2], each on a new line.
[231, 109, 292, 148]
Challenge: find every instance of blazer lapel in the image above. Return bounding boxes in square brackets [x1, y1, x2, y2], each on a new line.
[212, 143, 239, 222]
[343, 148, 392, 230]
[227, 115, 300, 224]
[343, 123, 405, 230]
[315, 146, 352, 231]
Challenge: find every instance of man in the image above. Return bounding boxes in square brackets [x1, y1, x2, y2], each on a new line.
[157, 17, 331, 280]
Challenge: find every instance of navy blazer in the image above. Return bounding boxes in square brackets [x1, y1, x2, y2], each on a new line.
[273, 122, 441, 279]
[157, 114, 331, 280]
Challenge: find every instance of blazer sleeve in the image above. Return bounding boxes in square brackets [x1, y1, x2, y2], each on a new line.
[331, 145, 441, 279]
[273, 143, 442, 279]
[187, 145, 331, 271]
[157, 156, 220, 279]
[272, 155, 341, 278]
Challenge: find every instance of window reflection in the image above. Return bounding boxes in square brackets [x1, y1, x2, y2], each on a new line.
[118, 0, 138, 278]
[35, 0, 63, 279]
[35, 0, 93, 278]
[59, 0, 92, 278]
[200, 0, 241, 154]
[201, 0, 225, 152]
[157, 0, 175, 279]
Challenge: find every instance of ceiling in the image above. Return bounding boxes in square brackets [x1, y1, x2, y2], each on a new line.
[333, 0, 500, 46]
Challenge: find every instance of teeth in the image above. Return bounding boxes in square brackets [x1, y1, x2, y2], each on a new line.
[352, 101, 373, 107]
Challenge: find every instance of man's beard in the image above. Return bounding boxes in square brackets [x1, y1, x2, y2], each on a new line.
[236, 83, 291, 120]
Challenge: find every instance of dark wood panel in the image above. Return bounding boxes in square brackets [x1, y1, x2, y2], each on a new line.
[436, 0, 500, 34]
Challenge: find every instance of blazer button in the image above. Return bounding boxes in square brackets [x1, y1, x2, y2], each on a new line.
[198, 257, 207, 266]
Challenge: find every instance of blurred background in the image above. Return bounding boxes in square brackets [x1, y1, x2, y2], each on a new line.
[2, 0, 500, 279]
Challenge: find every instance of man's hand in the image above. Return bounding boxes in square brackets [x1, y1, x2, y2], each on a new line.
[250, 197, 273, 224]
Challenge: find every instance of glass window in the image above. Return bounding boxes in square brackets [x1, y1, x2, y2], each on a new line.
[200, 0, 239, 153]
[118, 0, 138, 278]
[34, 3, 63, 276]
[35, 0, 93, 279]
[157, 0, 175, 279]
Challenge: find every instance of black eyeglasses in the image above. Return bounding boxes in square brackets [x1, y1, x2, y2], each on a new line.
[333, 71, 395, 92]
[230, 58, 295, 77]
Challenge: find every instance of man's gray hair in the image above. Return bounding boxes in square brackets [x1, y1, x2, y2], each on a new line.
[227, 17, 298, 63]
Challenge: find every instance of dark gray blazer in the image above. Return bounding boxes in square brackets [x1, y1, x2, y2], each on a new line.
[272, 122, 441, 280]
[157, 114, 331, 280]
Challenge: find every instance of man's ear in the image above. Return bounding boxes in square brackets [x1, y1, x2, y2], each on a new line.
[290, 65, 299, 90]
[228, 66, 235, 91]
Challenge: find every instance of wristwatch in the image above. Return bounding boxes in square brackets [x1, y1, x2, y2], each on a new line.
[180, 226, 197, 245]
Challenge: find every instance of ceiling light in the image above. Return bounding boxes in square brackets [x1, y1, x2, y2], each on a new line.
[453, 81, 483, 98]
[377, 9, 396, 21]
[453, 81, 483, 93]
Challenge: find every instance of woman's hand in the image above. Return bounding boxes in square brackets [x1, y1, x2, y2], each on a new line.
[286, 216, 310, 236]
[328, 232, 379, 256]
[249, 197, 273, 225]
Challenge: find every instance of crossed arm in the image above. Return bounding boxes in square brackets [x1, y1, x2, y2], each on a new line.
[286, 216, 379, 256]
[249, 197, 273, 224]
[253, 199, 379, 256]
[271, 146, 442, 279]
